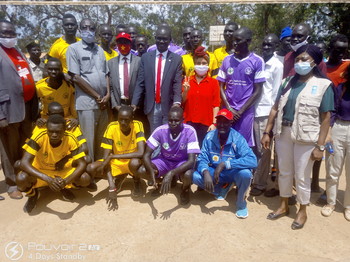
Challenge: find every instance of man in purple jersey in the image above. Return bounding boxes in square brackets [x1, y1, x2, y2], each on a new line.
[218, 27, 265, 147]
[139, 107, 200, 205]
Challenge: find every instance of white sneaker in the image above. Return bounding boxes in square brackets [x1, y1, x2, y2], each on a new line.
[344, 208, 350, 221]
[321, 204, 335, 217]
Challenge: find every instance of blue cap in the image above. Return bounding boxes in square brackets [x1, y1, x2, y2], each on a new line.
[280, 26, 292, 40]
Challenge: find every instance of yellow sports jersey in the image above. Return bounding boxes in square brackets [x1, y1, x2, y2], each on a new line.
[182, 51, 219, 77]
[214, 46, 229, 68]
[31, 125, 86, 147]
[101, 120, 146, 169]
[48, 36, 81, 73]
[103, 49, 118, 61]
[23, 129, 85, 171]
[36, 78, 77, 119]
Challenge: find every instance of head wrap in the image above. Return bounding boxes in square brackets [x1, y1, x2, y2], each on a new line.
[296, 44, 323, 65]
[280, 26, 292, 40]
[194, 46, 209, 63]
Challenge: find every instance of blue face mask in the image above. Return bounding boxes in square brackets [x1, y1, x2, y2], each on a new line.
[81, 30, 95, 44]
[294, 61, 314, 75]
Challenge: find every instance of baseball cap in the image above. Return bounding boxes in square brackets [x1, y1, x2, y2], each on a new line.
[215, 109, 234, 120]
[116, 32, 131, 42]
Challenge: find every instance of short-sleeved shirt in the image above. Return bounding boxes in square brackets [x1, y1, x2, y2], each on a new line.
[214, 46, 229, 68]
[183, 75, 220, 126]
[48, 36, 81, 73]
[103, 49, 118, 61]
[23, 129, 85, 171]
[276, 81, 335, 122]
[217, 52, 266, 111]
[36, 78, 76, 119]
[327, 60, 350, 87]
[182, 52, 219, 77]
[66, 41, 108, 110]
[28, 58, 45, 82]
[147, 124, 201, 162]
[101, 120, 146, 167]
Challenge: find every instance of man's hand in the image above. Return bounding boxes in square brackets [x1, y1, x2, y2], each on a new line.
[261, 133, 271, 150]
[214, 162, 225, 184]
[67, 119, 79, 131]
[36, 118, 47, 128]
[0, 119, 8, 129]
[131, 105, 137, 112]
[106, 190, 118, 211]
[98, 94, 110, 110]
[203, 171, 214, 192]
[207, 124, 216, 132]
[46, 176, 62, 192]
[63, 73, 74, 85]
[160, 171, 174, 194]
[311, 148, 324, 161]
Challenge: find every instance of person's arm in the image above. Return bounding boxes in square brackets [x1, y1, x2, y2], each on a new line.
[99, 73, 111, 108]
[311, 111, 331, 161]
[131, 57, 145, 111]
[160, 153, 196, 194]
[261, 102, 279, 150]
[197, 135, 215, 192]
[70, 73, 101, 101]
[172, 57, 183, 106]
[63, 157, 86, 185]
[20, 152, 62, 192]
[181, 77, 190, 103]
[219, 81, 232, 110]
[208, 107, 219, 132]
[108, 141, 145, 160]
[142, 145, 157, 187]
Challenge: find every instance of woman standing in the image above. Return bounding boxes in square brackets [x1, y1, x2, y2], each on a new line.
[182, 46, 220, 146]
[321, 64, 350, 221]
[261, 45, 334, 229]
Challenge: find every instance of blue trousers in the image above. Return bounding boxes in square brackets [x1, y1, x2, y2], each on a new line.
[193, 167, 252, 209]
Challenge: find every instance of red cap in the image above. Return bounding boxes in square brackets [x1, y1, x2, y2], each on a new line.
[215, 109, 234, 120]
[116, 32, 131, 42]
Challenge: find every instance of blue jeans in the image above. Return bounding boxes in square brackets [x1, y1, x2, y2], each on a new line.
[193, 167, 252, 209]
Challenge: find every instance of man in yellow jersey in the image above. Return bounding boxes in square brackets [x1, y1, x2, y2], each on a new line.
[87, 106, 146, 210]
[214, 21, 238, 68]
[16, 114, 90, 213]
[99, 24, 118, 61]
[36, 58, 77, 128]
[182, 29, 219, 77]
[47, 13, 80, 73]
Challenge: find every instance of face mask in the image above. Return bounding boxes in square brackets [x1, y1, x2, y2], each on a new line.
[0, 37, 17, 48]
[294, 61, 314, 75]
[117, 43, 131, 56]
[81, 30, 95, 44]
[290, 38, 308, 52]
[194, 65, 209, 76]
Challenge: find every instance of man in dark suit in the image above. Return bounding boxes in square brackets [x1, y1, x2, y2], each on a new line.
[109, 32, 141, 111]
[0, 20, 38, 199]
[131, 25, 182, 132]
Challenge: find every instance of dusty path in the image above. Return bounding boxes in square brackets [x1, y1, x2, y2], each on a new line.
[1, 163, 349, 262]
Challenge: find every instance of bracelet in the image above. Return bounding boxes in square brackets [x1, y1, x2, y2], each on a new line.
[263, 132, 269, 135]
[108, 188, 116, 192]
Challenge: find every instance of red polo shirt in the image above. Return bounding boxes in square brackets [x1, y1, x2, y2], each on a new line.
[183, 75, 220, 127]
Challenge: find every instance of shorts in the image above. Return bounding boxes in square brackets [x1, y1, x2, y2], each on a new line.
[110, 159, 131, 177]
[151, 157, 186, 178]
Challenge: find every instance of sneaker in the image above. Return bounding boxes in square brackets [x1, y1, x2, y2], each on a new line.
[344, 208, 350, 221]
[61, 189, 75, 201]
[321, 204, 335, 217]
[24, 189, 39, 213]
[249, 187, 265, 196]
[236, 207, 248, 219]
[215, 183, 234, 200]
[132, 180, 142, 198]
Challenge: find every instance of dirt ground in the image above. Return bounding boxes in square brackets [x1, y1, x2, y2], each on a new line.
[1, 161, 350, 262]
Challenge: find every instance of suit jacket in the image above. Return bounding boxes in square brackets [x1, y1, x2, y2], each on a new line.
[132, 50, 182, 115]
[0, 46, 38, 124]
[108, 54, 141, 108]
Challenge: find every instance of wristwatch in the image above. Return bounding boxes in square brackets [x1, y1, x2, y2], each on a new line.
[315, 144, 325, 151]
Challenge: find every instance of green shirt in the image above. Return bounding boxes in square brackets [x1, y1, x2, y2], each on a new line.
[276, 80, 334, 122]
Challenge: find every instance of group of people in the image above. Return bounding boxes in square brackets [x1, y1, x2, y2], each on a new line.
[0, 13, 349, 230]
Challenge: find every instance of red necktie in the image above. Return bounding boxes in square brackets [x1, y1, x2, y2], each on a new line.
[155, 53, 162, 104]
[123, 57, 129, 98]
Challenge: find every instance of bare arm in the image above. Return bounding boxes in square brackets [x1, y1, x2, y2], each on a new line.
[261, 102, 279, 150]
[143, 145, 156, 186]
[70, 73, 101, 100]
[238, 82, 263, 116]
[219, 81, 231, 110]
[108, 141, 145, 160]
[63, 158, 86, 185]
[311, 111, 331, 161]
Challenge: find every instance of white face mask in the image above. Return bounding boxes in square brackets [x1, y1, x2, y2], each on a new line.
[290, 39, 308, 52]
[194, 65, 209, 76]
[294, 61, 314, 75]
[80, 30, 95, 44]
[0, 37, 17, 49]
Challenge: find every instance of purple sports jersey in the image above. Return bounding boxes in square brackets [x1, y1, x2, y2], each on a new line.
[217, 53, 266, 111]
[147, 42, 182, 53]
[147, 124, 201, 162]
